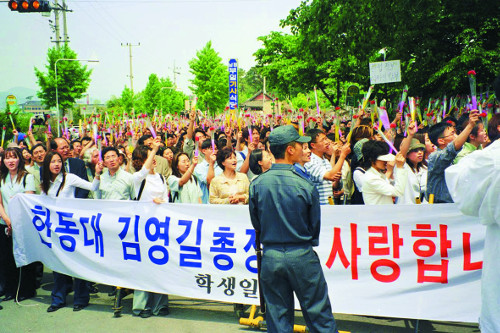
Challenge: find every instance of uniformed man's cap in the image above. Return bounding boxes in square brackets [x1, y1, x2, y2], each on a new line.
[269, 125, 311, 146]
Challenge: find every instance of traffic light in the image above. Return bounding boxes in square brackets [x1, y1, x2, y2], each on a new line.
[8, 0, 18, 10]
[8, 0, 51, 13]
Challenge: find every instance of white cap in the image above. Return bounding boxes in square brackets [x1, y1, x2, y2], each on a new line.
[377, 154, 395, 162]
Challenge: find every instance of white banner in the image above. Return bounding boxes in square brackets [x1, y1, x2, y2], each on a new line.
[369, 60, 402, 84]
[10, 194, 484, 323]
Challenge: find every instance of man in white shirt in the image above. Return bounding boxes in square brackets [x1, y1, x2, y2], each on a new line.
[305, 129, 349, 205]
[193, 139, 222, 204]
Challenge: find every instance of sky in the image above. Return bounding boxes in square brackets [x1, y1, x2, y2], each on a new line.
[0, 0, 303, 103]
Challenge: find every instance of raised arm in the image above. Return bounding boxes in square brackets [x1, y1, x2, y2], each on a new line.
[400, 121, 417, 158]
[453, 110, 479, 151]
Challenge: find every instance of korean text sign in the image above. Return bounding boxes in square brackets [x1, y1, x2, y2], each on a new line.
[228, 59, 238, 110]
[369, 60, 402, 85]
[10, 195, 483, 323]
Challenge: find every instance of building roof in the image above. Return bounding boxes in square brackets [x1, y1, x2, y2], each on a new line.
[243, 91, 273, 104]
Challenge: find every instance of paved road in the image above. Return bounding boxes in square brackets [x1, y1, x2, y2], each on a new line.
[0, 269, 480, 333]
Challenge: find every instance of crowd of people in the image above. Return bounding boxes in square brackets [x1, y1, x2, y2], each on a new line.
[0, 85, 499, 327]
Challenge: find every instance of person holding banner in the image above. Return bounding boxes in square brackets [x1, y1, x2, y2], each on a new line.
[0, 147, 37, 302]
[130, 137, 170, 318]
[249, 125, 338, 333]
[51, 138, 90, 199]
[40, 151, 103, 312]
[40, 151, 102, 198]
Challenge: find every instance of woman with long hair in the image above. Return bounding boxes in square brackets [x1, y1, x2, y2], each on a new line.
[209, 147, 250, 204]
[40, 151, 102, 198]
[40, 151, 102, 312]
[21, 147, 33, 167]
[0, 147, 37, 302]
[167, 152, 202, 204]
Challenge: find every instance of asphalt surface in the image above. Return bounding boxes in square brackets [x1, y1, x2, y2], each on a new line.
[0, 268, 480, 333]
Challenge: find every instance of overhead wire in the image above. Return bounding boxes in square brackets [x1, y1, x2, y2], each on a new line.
[71, 1, 123, 43]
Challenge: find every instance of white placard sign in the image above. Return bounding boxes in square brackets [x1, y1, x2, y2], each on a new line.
[369, 60, 401, 84]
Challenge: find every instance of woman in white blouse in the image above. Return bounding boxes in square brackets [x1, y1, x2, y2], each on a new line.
[40, 151, 102, 198]
[396, 121, 428, 204]
[130, 137, 170, 318]
[361, 140, 408, 205]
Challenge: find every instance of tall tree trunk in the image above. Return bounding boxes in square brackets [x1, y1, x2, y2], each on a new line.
[318, 85, 335, 107]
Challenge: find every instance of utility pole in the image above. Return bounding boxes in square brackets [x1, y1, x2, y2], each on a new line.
[52, 0, 61, 49]
[62, 0, 69, 44]
[50, 0, 72, 49]
[121, 43, 140, 93]
[169, 61, 181, 88]
[121, 42, 140, 116]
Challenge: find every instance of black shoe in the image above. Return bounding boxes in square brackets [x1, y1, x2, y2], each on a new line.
[89, 285, 98, 294]
[47, 304, 66, 312]
[139, 309, 152, 318]
[157, 307, 170, 316]
[0, 304, 3, 310]
[73, 304, 88, 312]
[17, 292, 36, 302]
[2, 295, 14, 302]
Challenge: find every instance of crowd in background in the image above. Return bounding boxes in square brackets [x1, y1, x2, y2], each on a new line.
[0, 92, 499, 316]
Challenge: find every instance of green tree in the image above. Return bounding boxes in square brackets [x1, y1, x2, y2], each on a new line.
[189, 41, 227, 116]
[157, 77, 187, 115]
[121, 86, 136, 116]
[257, 0, 500, 106]
[239, 67, 264, 103]
[0, 103, 32, 143]
[140, 74, 162, 115]
[34, 45, 93, 119]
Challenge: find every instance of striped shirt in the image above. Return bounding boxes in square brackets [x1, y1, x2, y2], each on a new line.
[305, 153, 333, 205]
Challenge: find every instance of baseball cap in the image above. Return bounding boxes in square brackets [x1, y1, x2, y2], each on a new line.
[269, 125, 311, 145]
[377, 154, 395, 162]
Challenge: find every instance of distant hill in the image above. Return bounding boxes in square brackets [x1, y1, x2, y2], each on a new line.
[0, 87, 39, 108]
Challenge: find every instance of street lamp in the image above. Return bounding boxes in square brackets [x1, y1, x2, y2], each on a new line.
[55, 58, 99, 137]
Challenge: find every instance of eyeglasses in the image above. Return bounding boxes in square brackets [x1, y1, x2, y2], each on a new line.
[439, 132, 456, 139]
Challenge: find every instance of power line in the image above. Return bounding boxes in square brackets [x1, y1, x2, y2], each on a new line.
[72, 2, 122, 42]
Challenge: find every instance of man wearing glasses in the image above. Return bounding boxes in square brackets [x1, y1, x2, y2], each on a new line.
[426, 111, 479, 203]
[97, 147, 135, 201]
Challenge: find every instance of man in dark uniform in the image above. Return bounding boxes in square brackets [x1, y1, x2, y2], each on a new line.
[249, 125, 338, 333]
